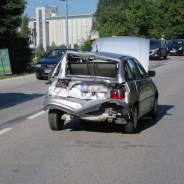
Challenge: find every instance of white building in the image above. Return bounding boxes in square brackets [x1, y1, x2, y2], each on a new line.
[28, 6, 95, 50]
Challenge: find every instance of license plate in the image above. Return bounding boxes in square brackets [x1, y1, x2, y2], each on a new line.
[44, 69, 51, 73]
[80, 84, 108, 93]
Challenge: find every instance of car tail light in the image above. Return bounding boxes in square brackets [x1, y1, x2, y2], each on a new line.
[110, 89, 125, 99]
[56, 80, 67, 89]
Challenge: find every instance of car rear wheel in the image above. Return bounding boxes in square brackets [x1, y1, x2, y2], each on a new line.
[48, 109, 65, 131]
[124, 107, 138, 134]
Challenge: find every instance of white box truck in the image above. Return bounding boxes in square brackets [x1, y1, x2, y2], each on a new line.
[92, 36, 150, 72]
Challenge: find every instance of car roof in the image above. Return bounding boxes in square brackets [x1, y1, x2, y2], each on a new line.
[91, 51, 129, 60]
[169, 39, 184, 42]
[150, 39, 162, 42]
[51, 48, 78, 51]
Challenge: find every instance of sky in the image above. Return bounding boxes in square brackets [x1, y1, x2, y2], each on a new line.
[24, 0, 99, 18]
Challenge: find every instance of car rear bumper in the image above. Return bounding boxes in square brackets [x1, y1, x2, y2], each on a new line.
[168, 50, 183, 56]
[43, 96, 130, 122]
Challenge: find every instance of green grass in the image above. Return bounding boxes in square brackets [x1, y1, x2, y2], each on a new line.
[0, 65, 35, 80]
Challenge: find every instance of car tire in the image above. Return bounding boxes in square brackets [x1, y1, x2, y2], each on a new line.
[158, 53, 161, 60]
[36, 76, 43, 80]
[163, 54, 167, 60]
[124, 106, 138, 134]
[48, 109, 64, 131]
[149, 97, 158, 119]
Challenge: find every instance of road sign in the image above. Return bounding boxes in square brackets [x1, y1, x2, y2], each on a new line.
[0, 49, 12, 75]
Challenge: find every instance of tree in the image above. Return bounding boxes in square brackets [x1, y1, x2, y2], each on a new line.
[20, 15, 31, 38]
[80, 39, 92, 51]
[93, 0, 184, 39]
[8, 34, 32, 73]
[93, 0, 141, 37]
[0, 0, 26, 37]
[131, 0, 155, 38]
[0, 0, 32, 74]
[93, 0, 153, 37]
[157, 0, 184, 39]
[35, 44, 45, 61]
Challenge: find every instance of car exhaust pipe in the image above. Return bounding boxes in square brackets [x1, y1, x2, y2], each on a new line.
[108, 118, 113, 123]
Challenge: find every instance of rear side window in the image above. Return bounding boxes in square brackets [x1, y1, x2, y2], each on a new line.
[168, 40, 183, 47]
[124, 62, 133, 81]
[150, 40, 160, 47]
[126, 59, 141, 80]
[133, 59, 147, 79]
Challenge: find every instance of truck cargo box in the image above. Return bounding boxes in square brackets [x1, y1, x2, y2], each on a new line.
[92, 36, 150, 72]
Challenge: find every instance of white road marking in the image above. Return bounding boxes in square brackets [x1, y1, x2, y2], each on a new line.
[0, 128, 12, 136]
[27, 110, 46, 120]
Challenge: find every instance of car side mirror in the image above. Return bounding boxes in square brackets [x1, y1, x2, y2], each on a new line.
[148, 70, 156, 77]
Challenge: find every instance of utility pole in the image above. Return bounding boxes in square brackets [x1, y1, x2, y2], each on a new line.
[60, 0, 69, 48]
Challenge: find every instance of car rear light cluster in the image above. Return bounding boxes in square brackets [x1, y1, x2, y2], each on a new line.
[110, 88, 125, 99]
[56, 80, 68, 89]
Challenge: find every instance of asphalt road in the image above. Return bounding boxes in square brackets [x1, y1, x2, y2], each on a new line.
[0, 56, 184, 184]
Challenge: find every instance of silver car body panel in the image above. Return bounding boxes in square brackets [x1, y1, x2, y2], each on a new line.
[44, 97, 129, 117]
[44, 51, 133, 120]
[44, 40, 157, 123]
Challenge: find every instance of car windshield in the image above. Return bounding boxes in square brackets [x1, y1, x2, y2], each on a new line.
[168, 40, 183, 47]
[150, 40, 161, 47]
[45, 49, 64, 59]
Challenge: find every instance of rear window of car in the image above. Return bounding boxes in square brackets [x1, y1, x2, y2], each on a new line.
[150, 40, 161, 46]
[168, 40, 183, 47]
[66, 59, 118, 79]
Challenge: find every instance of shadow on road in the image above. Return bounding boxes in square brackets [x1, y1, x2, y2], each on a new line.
[0, 92, 45, 110]
[135, 104, 174, 133]
[64, 120, 124, 134]
[63, 104, 174, 134]
[149, 57, 170, 61]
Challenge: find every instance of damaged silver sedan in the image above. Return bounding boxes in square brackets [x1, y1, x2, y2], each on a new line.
[44, 51, 158, 133]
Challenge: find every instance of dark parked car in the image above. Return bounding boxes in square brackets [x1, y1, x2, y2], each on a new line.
[167, 39, 184, 56]
[44, 51, 158, 134]
[35, 48, 77, 80]
[149, 39, 168, 60]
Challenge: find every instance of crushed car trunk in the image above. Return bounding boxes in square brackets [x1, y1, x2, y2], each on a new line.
[44, 52, 131, 122]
